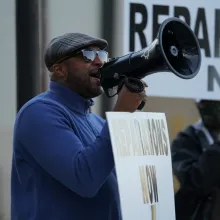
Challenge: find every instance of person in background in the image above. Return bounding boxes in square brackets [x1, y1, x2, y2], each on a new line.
[171, 99, 220, 220]
[11, 33, 147, 220]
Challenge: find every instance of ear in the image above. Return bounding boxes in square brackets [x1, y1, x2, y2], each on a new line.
[52, 63, 68, 78]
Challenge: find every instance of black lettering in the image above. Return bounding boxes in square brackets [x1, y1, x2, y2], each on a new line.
[155, 119, 163, 155]
[146, 166, 154, 203]
[148, 119, 154, 155]
[146, 165, 159, 204]
[215, 9, 220, 57]
[134, 119, 144, 155]
[151, 166, 159, 203]
[208, 65, 220, 91]
[151, 119, 158, 156]
[152, 5, 169, 40]
[174, 6, 190, 26]
[194, 8, 211, 57]
[111, 119, 131, 157]
[161, 120, 169, 156]
[139, 166, 149, 204]
[129, 3, 148, 51]
[141, 120, 150, 155]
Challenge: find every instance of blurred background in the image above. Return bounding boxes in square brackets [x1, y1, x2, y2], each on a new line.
[1, 0, 219, 219]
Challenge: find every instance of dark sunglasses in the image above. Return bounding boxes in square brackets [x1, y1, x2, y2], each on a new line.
[76, 49, 109, 63]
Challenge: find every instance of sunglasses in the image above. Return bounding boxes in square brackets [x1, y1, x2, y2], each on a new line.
[76, 49, 109, 63]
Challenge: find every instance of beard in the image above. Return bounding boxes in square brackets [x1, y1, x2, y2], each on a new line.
[66, 69, 104, 99]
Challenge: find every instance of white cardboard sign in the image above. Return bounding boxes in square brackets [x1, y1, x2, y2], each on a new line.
[106, 112, 176, 220]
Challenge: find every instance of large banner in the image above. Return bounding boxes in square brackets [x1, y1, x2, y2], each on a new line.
[122, 0, 220, 100]
[106, 112, 176, 220]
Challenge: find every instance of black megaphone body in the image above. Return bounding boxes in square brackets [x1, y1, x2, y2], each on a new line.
[99, 17, 202, 97]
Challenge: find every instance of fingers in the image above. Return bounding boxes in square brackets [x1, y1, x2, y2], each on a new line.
[138, 90, 147, 102]
[119, 82, 148, 102]
[122, 81, 148, 93]
[114, 80, 148, 112]
[140, 80, 148, 101]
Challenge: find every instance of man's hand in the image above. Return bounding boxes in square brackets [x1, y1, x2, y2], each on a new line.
[113, 80, 148, 113]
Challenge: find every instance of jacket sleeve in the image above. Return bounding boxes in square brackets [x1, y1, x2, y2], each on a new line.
[16, 101, 115, 198]
[171, 126, 220, 196]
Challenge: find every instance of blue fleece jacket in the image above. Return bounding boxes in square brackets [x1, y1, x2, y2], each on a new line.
[11, 81, 121, 220]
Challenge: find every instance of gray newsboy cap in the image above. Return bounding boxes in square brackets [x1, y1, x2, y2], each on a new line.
[44, 32, 108, 70]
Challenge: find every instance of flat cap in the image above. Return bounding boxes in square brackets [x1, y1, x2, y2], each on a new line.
[44, 32, 108, 70]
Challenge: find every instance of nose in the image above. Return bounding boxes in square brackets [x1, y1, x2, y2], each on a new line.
[92, 55, 104, 68]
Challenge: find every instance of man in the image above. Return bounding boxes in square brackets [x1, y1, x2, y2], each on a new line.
[171, 99, 220, 220]
[11, 33, 147, 220]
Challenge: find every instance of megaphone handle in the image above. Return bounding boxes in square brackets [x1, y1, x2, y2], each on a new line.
[137, 101, 146, 110]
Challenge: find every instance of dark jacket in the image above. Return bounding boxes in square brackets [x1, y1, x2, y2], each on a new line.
[171, 120, 220, 220]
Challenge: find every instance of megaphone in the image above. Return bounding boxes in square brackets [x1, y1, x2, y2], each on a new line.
[99, 17, 201, 97]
